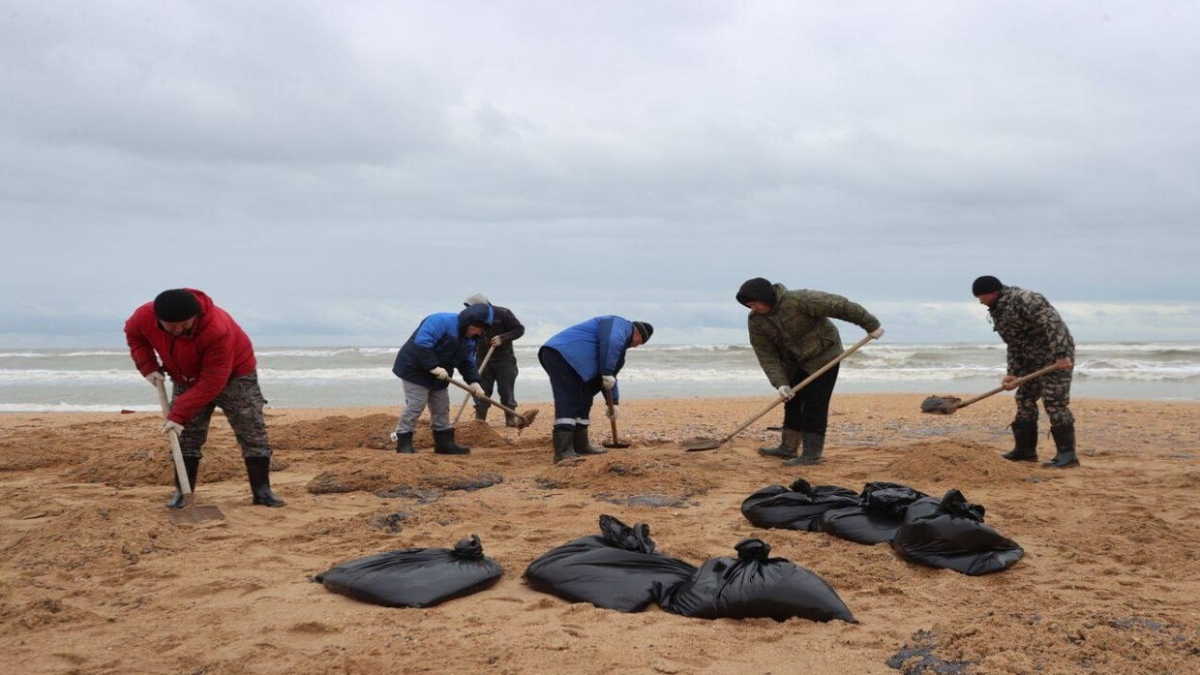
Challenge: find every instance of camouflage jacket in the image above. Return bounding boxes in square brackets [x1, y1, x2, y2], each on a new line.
[988, 286, 1074, 374]
[746, 283, 881, 388]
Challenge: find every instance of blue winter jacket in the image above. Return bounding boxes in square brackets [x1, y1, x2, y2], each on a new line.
[543, 315, 636, 402]
[392, 304, 494, 389]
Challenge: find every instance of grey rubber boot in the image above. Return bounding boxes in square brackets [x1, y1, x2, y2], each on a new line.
[245, 457, 286, 507]
[784, 432, 825, 466]
[758, 428, 801, 459]
[1002, 420, 1039, 462]
[393, 431, 415, 454]
[553, 429, 579, 463]
[166, 455, 201, 508]
[1043, 423, 1080, 468]
[572, 425, 608, 456]
[432, 428, 470, 455]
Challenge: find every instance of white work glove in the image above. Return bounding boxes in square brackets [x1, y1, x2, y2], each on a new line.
[607, 405, 619, 420]
[869, 327, 885, 340]
[468, 382, 485, 397]
[777, 385, 795, 401]
[161, 420, 184, 435]
[490, 336, 503, 347]
[429, 367, 449, 380]
[145, 371, 165, 387]
[602, 375, 617, 391]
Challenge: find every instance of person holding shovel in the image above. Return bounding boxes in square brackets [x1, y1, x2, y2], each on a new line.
[462, 293, 526, 427]
[390, 303, 491, 455]
[972, 275, 1079, 468]
[737, 277, 884, 466]
[125, 288, 285, 508]
[538, 316, 653, 463]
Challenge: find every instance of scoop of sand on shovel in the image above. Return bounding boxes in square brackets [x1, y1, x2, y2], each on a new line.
[445, 377, 539, 432]
[682, 334, 876, 452]
[920, 363, 1061, 414]
[155, 380, 225, 525]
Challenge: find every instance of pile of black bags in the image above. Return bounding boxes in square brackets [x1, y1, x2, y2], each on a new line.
[890, 489, 1024, 575]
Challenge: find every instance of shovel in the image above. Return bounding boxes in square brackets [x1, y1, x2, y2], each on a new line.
[452, 344, 496, 424]
[445, 377, 539, 432]
[155, 380, 225, 524]
[683, 334, 876, 452]
[601, 389, 630, 449]
[921, 363, 1061, 414]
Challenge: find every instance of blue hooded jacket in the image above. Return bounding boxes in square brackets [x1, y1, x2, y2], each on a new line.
[543, 315, 637, 401]
[392, 303, 494, 389]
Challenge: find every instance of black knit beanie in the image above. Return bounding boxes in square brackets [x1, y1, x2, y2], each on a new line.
[971, 275, 1004, 296]
[632, 321, 654, 343]
[736, 277, 777, 307]
[154, 289, 201, 321]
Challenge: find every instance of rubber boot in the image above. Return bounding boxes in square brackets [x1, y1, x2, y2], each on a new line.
[1002, 420, 1039, 462]
[166, 455, 201, 508]
[1043, 423, 1080, 468]
[474, 407, 488, 423]
[758, 428, 801, 459]
[553, 429, 579, 463]
[432, 428, 470, 455]
[573, 425, 608, 456]
[245, 456, 286, 507]
[784, 432, 825, 466]
[505, 411, 521, 428]
[392, 431, 415, 454]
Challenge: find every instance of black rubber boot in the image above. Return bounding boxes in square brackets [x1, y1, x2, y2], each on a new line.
[758, 428, 801, 459]
[784, 432, 825, 466]
[553, 429, 579, 463]
[474, 407, 488, 423]
[433, 428, 470, 455]
[393, 431, 415, 454]
[166, 455, 201, 509]
[1002, 420, 1039, 462]
[245, 456, 286, 507]
[573, 425, 608, 456]
[1044, 423, 1080, 468]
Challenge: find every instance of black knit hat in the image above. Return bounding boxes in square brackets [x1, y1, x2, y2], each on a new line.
[736, 277, 777, 307]
[154, 289, 201, 322]
[971, 275, 1004, 296]
[632, 321, 654, 343]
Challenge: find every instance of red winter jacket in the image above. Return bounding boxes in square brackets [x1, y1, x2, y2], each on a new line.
[125, 289, 257, 425]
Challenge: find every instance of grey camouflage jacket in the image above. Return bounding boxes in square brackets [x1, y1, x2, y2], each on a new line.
[746, 283, 881, 388]
[988, 286, 1074, 374]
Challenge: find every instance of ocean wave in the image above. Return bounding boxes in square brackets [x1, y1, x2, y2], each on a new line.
[0, 403, 158, 413]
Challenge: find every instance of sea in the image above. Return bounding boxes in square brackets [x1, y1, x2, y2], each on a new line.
[1, 341, 1197, 413]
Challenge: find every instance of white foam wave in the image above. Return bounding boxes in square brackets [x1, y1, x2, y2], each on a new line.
[0, 403, 158, 413]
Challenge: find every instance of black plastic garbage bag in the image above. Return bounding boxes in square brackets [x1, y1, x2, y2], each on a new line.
[523, 514, 697, 613]
[315, 534, 502, 608]
[657, 538, 856, 623]
[741, 479, 860, 531]
[819, 481, 930, 545]
[891, 489, 1024, 575]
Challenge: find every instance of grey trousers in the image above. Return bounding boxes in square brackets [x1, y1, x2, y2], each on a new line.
[395, 379, 452, 434]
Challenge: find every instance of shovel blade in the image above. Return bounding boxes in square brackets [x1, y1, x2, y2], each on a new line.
[168, 494, 225, 525]
[920, 395, 962, 415]
[682, 438, 725, 452]
[603, 440, 632, 449]
[516, 408, 539, 430]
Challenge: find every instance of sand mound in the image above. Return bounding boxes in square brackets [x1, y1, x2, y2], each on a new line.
[883, 439, 1031, 489]
[274, 415, 509, 451]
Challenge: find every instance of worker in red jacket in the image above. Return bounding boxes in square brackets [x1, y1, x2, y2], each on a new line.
[125, 288, 285, 508]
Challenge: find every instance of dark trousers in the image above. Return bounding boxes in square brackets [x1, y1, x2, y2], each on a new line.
[781, 364, 840, 435]
[474, 358, 518, 412]
[538, 346, 601, 430]
[172, 371, 272, 459]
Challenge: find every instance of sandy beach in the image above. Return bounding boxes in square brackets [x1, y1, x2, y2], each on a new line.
[2, 393, 1198, 675]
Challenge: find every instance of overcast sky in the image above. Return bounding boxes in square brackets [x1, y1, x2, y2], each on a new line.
[3, 1, 1198, 348]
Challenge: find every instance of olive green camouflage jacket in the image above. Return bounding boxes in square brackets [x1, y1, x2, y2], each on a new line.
[988, 286, 1074, 375]
[746, 283, 881, 388]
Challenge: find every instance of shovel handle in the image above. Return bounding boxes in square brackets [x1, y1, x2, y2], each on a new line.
[453, 344, 496, 424]
[445, 377, 521, 418]
[155, 379, 194, 496]
[954, 363, 1063, 410]
[602, 389, 621, 445]
[718, 333, 877, 445]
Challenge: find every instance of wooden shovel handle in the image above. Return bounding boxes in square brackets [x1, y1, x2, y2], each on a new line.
[955, 363, 1063, 410]
[602, 389, 620, 444]
[155, 378, 194, 496]
[453, 343, 497, 423]
[446, 376, 520, 418]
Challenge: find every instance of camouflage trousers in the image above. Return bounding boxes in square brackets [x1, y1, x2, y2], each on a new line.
[1014, 366, 1074, 427]
[171, 371, 272, 459]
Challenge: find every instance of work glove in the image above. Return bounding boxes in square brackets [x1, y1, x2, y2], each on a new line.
[429, 367, 449, 380]
[468, 382, 485, 397]
[490, 336, 504, 347]
[145, 371, 165, 387]
[606, 405, 619, 420]
[601, 375, 617, 391]
[161, 420, 185, 435]
[777, 385, 795, 401]
[869, 327, 885, 340]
